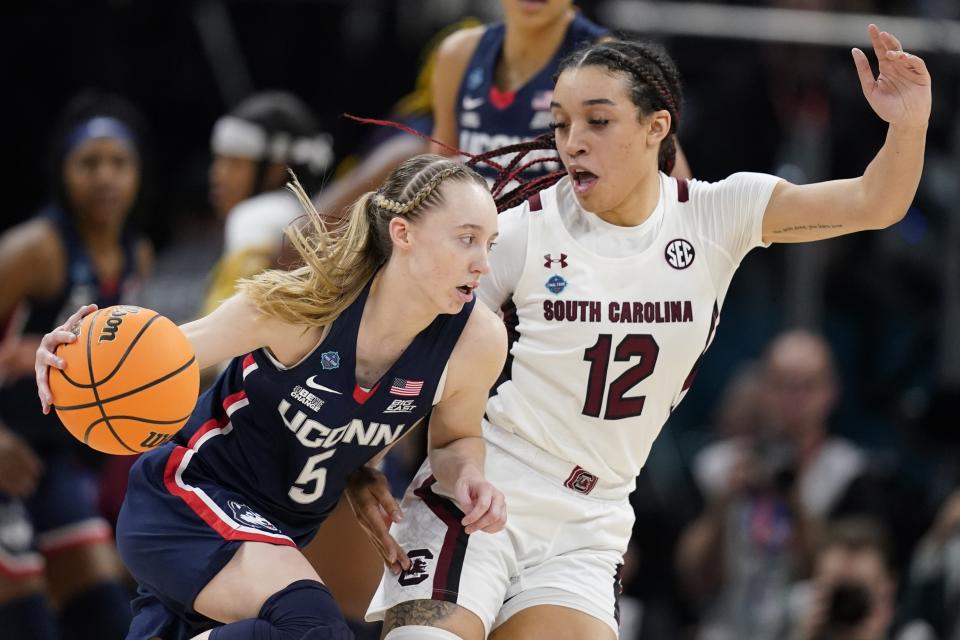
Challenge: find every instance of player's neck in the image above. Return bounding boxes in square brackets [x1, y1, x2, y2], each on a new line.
[499, 10, 575, 91]
[76, 220, 122, 255]
[363, 267, 436, 345]
[597, 171, 661, 228]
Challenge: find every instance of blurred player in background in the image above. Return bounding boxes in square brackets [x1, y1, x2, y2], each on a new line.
[429, 0, 690, 183]
[0, 91, 153, 639]
[203, 90, 332, 315]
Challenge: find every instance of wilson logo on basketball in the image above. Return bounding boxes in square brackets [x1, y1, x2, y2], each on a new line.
[98, 306, 141, 343]
[140, 431, 174, 449]
[665, 239, 695, 270]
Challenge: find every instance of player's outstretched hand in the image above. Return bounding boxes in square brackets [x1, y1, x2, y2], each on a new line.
[35, 304, 97, 415]
[454, 473, 506, 535]
[345, 465, 410, 575]
[852, 24, 931, 129]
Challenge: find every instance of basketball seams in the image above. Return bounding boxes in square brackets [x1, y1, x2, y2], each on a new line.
[55, 311, 163, 389]
[55, 355, 198, 412]
[84, 309, 138, 453]
[82, 413, 193, 447]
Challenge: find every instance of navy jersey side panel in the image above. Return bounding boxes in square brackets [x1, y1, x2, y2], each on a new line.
[456, 14, 609, 181]
[139, 283, 474, 542]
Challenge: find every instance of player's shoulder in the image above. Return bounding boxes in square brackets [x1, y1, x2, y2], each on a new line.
[2, 216, 62, 263]
[435, 24, 486, 65]
[454, 301, 507, 363]
[685, 172, 781, 199]
[464, 300, 507, 345]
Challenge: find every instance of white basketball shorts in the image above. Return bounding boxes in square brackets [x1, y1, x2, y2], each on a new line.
[366, 421, 634, 636]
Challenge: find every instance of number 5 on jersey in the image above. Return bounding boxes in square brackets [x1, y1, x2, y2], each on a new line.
[582, 334, 659, 420]
[288, 450, 335, 504]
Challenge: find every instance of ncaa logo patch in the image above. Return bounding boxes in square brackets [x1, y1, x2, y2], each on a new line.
[545, 274, 567, 295]
[466, 68, 483, 91]
[398, 549, 434, 586]
[320, 351, 340, 370]
[227, 500, 279, 533]
[665, 239, 695, 270]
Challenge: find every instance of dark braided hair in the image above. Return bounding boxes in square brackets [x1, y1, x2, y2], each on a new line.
[474, 39, 683, 211]
[347, 39, 681, 213]
[558, 40, 682, 175]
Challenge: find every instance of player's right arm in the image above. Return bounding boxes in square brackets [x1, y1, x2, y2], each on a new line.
[430, 26, 484, 155]
[35, 292, 320, 413]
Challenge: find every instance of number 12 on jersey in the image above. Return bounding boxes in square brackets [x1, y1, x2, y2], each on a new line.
[582, 334, 659, 420]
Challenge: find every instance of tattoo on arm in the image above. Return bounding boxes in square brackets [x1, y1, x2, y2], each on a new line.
[771, 223, 844, 234]
[383, 600, 461, 632]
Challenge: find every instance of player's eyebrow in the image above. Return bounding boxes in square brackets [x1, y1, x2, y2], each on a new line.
[550, 98, 616, 108]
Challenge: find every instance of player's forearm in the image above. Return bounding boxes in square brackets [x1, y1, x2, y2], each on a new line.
[857, 123, 927, 228]
[429, 435, 486, 492]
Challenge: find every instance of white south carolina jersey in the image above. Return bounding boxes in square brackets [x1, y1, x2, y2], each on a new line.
[480, 172, 780, 492]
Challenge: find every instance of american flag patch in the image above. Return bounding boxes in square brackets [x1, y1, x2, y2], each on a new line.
[389, 378, 423, 397]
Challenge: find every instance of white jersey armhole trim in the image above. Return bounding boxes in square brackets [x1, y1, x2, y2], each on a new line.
[432, 363, 449, 406]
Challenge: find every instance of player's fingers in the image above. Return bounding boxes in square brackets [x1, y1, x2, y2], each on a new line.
[866, 23, 886, 58]
[475, 494, 507, 534]
[899, 52, 930, 79]
[462, 486, 493, 530]
[880, 29, 903, 52]
[63, 304, 97, 331]
[368, 479, 403, 522]
[454, 482, 474, 516]
[851, 48, 875, 95]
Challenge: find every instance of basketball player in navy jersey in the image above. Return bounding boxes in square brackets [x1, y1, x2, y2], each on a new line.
[430, 0, 690, 184]
[36, 155, 508, 639]
[356, 25, 931, 640]
[0, 92, 152, 639]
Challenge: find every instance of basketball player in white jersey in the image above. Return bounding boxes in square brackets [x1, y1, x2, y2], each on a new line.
[354, 24, 930, 640]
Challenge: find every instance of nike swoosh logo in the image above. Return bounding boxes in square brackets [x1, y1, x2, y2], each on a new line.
[462, 96, 484, 110]
[305, 376, 342, 394]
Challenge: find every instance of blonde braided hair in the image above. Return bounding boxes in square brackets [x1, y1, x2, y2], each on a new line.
[241, 154, 487, 327]
[372, 166, 464, 215]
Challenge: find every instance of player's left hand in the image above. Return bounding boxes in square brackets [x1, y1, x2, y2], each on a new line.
[345, 465, 410, 575]
[453, 471, 506, 535]
[852, 24, 931, 129]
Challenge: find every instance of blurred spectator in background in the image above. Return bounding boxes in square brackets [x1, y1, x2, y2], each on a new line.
[789, 518, 897, 640]
[677, 330, 908, 640]
[0, 91, 153, 639]
[310, 19, 481, 225]
[896, 488, 960, 640]
[202, 90, 332, 315]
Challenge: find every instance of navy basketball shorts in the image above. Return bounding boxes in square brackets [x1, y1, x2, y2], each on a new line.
[116, 441, 298, 638]
[0, 451, 112, 579]
[367, 420, 634, 637]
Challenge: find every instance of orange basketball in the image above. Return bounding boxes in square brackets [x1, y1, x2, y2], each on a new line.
[49, 305, 200, 455]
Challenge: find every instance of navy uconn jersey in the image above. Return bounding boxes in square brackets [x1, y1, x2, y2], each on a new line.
[158, 282, 473, 542]
[0, 207, 141, 446]
[457, 13, 608, 182]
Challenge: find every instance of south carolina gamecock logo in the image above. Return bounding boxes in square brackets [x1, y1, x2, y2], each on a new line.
[398, 549, 434, 587]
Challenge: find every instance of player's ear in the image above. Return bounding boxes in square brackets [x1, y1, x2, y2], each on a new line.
[645, 110, 671, 148]
[388, 216, 412, 249]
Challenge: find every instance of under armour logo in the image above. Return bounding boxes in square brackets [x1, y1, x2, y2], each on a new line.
[544, 253, 568, 268]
